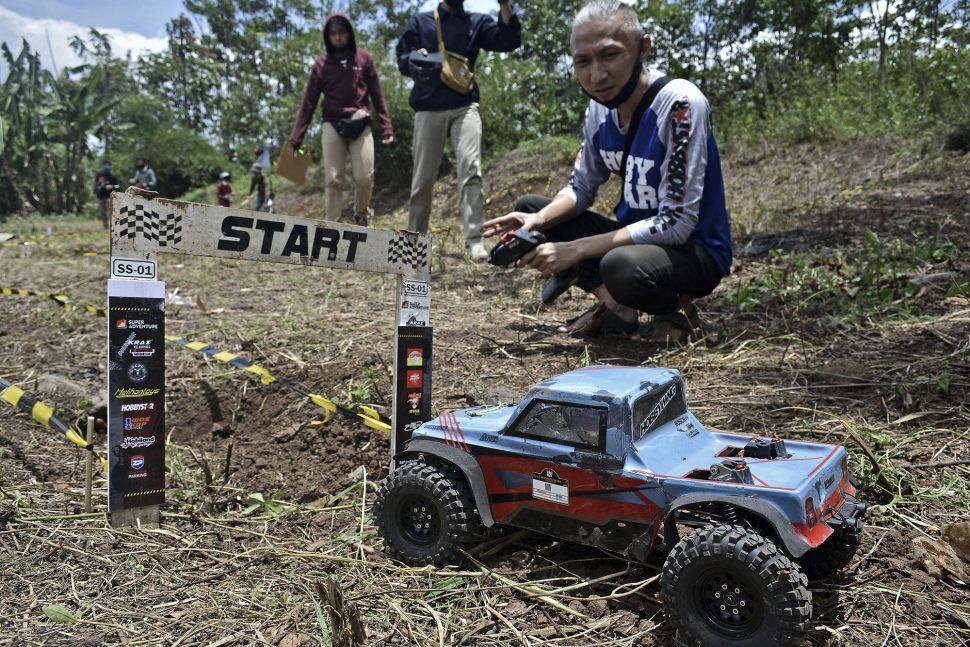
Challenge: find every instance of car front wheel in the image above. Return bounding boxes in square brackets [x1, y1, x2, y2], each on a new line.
[373, 461, 477, 566]
[660, 523, 812, 647]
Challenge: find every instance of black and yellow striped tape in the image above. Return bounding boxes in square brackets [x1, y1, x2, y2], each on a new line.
[166, 335, 391, 433]
[54, 249, 104, 259]
[5, 289, 392, 434]
[2, 287, 106, 318]
[297, 385, 391, 434]
[165, 335, 276, 385]
[0, 378, 107, 472]
[1, 231, 103, 244]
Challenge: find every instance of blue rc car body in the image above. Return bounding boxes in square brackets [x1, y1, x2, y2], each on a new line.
[376, 366, 867, 646]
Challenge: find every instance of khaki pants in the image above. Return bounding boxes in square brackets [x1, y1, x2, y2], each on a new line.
[408, 103, 483, 245]
[321, 122, 374, 222]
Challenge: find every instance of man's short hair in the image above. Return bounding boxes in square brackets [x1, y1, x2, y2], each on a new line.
[572, 0, 643, 49]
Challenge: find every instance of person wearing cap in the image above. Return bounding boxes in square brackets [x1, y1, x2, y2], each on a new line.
[289, 13, 394, 226]
[396, 0, 521, 262]
[216, 172, 234, 208]
[482, 0, 732, 342]
[129, 157, 157, 192]
[249, 164, 268, 212]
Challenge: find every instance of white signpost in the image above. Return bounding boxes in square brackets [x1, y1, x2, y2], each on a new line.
[108, 188, 432, 528]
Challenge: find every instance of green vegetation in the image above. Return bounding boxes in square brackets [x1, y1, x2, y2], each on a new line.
[722, 228, 967, 321]
[2, 0, 969, 218]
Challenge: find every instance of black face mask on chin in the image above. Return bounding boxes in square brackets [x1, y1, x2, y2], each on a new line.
[583, 56, 643, 110]
[444, 0, 464, 11]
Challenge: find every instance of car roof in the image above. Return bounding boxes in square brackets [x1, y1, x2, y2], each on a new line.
[528, 365, 681, 403]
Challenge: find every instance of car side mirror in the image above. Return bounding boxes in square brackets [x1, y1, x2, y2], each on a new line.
[554, 451, 623, 471]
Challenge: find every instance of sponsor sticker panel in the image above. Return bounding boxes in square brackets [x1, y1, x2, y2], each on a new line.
[394, 325, 432, 456]
[107, 280, 165, 511]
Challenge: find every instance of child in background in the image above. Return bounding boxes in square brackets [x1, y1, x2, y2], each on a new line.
[217, 171, 234, 207]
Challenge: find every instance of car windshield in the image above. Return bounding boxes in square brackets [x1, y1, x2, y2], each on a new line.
[632, 381, 687, 441]
[514, 401, 603, 449]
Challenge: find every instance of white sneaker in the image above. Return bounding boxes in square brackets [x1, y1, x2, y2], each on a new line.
[468, 242, 488, 262]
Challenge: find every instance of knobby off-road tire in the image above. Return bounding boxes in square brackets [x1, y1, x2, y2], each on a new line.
[798, 528, 862, 580]
[373, 461, 478, 566]
[660, 523, 812, 647]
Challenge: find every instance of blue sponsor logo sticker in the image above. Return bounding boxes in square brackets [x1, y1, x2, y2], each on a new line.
[130, 455, 145, 470]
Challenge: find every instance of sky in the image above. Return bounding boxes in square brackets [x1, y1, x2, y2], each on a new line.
[0, 0, 497, 73]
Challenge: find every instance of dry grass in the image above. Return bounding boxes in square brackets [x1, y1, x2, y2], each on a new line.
[1, 138, 969, 646]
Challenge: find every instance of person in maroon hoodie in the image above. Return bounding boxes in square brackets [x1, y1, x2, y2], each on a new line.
[289, 13, 394, 226]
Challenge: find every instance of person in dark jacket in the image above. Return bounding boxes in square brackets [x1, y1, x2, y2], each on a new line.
[290, 13, 393, 226]
[248, 164, 269, 212]
[93, 160, 119, 229]
[396, 0, 521, 261]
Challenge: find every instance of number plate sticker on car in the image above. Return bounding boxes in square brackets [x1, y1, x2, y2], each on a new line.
[532, 469, 569, 505]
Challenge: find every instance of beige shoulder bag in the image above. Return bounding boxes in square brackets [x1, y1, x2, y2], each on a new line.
[435, 9, 475, 95]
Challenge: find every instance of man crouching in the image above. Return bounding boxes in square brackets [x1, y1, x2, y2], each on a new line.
[483, 0, 732, 342]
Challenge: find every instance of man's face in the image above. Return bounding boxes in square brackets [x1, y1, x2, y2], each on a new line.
[327, 23, 350, 49]
[571, 17, 648, 105]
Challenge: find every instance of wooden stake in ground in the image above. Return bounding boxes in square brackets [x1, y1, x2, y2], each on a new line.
[316, 576, 366, 647]
[85, 416, 94, 513]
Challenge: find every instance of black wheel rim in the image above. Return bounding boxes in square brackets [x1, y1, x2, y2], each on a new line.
[693, 566, 763, 638]
[397, 493, 440, 546]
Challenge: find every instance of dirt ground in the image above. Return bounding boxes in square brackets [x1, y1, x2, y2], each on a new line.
[1, 138, 969, 646]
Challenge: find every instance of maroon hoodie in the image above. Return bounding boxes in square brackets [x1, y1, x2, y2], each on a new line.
[289, 13, 393, 146]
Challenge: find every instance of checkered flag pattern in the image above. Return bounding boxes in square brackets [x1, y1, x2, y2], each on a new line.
[117, 205, 183, 247]
[386, 236, 429, 270]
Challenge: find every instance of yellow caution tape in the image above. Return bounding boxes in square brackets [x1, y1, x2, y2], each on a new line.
[0, 378, 108, 472]
[1, 230, 102, 244]
[4, 289, 392, 435]
[305, 391, 391, 433]
[1, 287, 106, 318]
[164, 335, 276, 385]
[164, 335, 389, 431]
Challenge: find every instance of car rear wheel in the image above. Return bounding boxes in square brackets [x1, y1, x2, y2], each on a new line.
[798, 527, 862, 580]
[374, 461, 477, 566]
[661, 523, 811, 647]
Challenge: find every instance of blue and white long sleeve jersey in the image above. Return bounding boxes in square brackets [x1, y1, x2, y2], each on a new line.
[558, 70, 732, 275]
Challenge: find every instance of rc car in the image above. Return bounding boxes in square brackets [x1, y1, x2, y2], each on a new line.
[374, 366, 866, 646]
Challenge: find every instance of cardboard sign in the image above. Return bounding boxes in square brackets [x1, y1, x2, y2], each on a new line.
[107, 279, 166, 512]
[276, 142, 312, 185]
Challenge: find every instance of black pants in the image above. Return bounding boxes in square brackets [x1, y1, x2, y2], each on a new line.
[515, 195, 724, 315]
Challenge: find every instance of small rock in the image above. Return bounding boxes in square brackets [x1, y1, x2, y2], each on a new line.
[587, 598, 608, 616]
[942, 522, 970, 562]
[36, 373, 88, 398]
[810, 358, 870, 384]
[912, 535, 969, 582]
